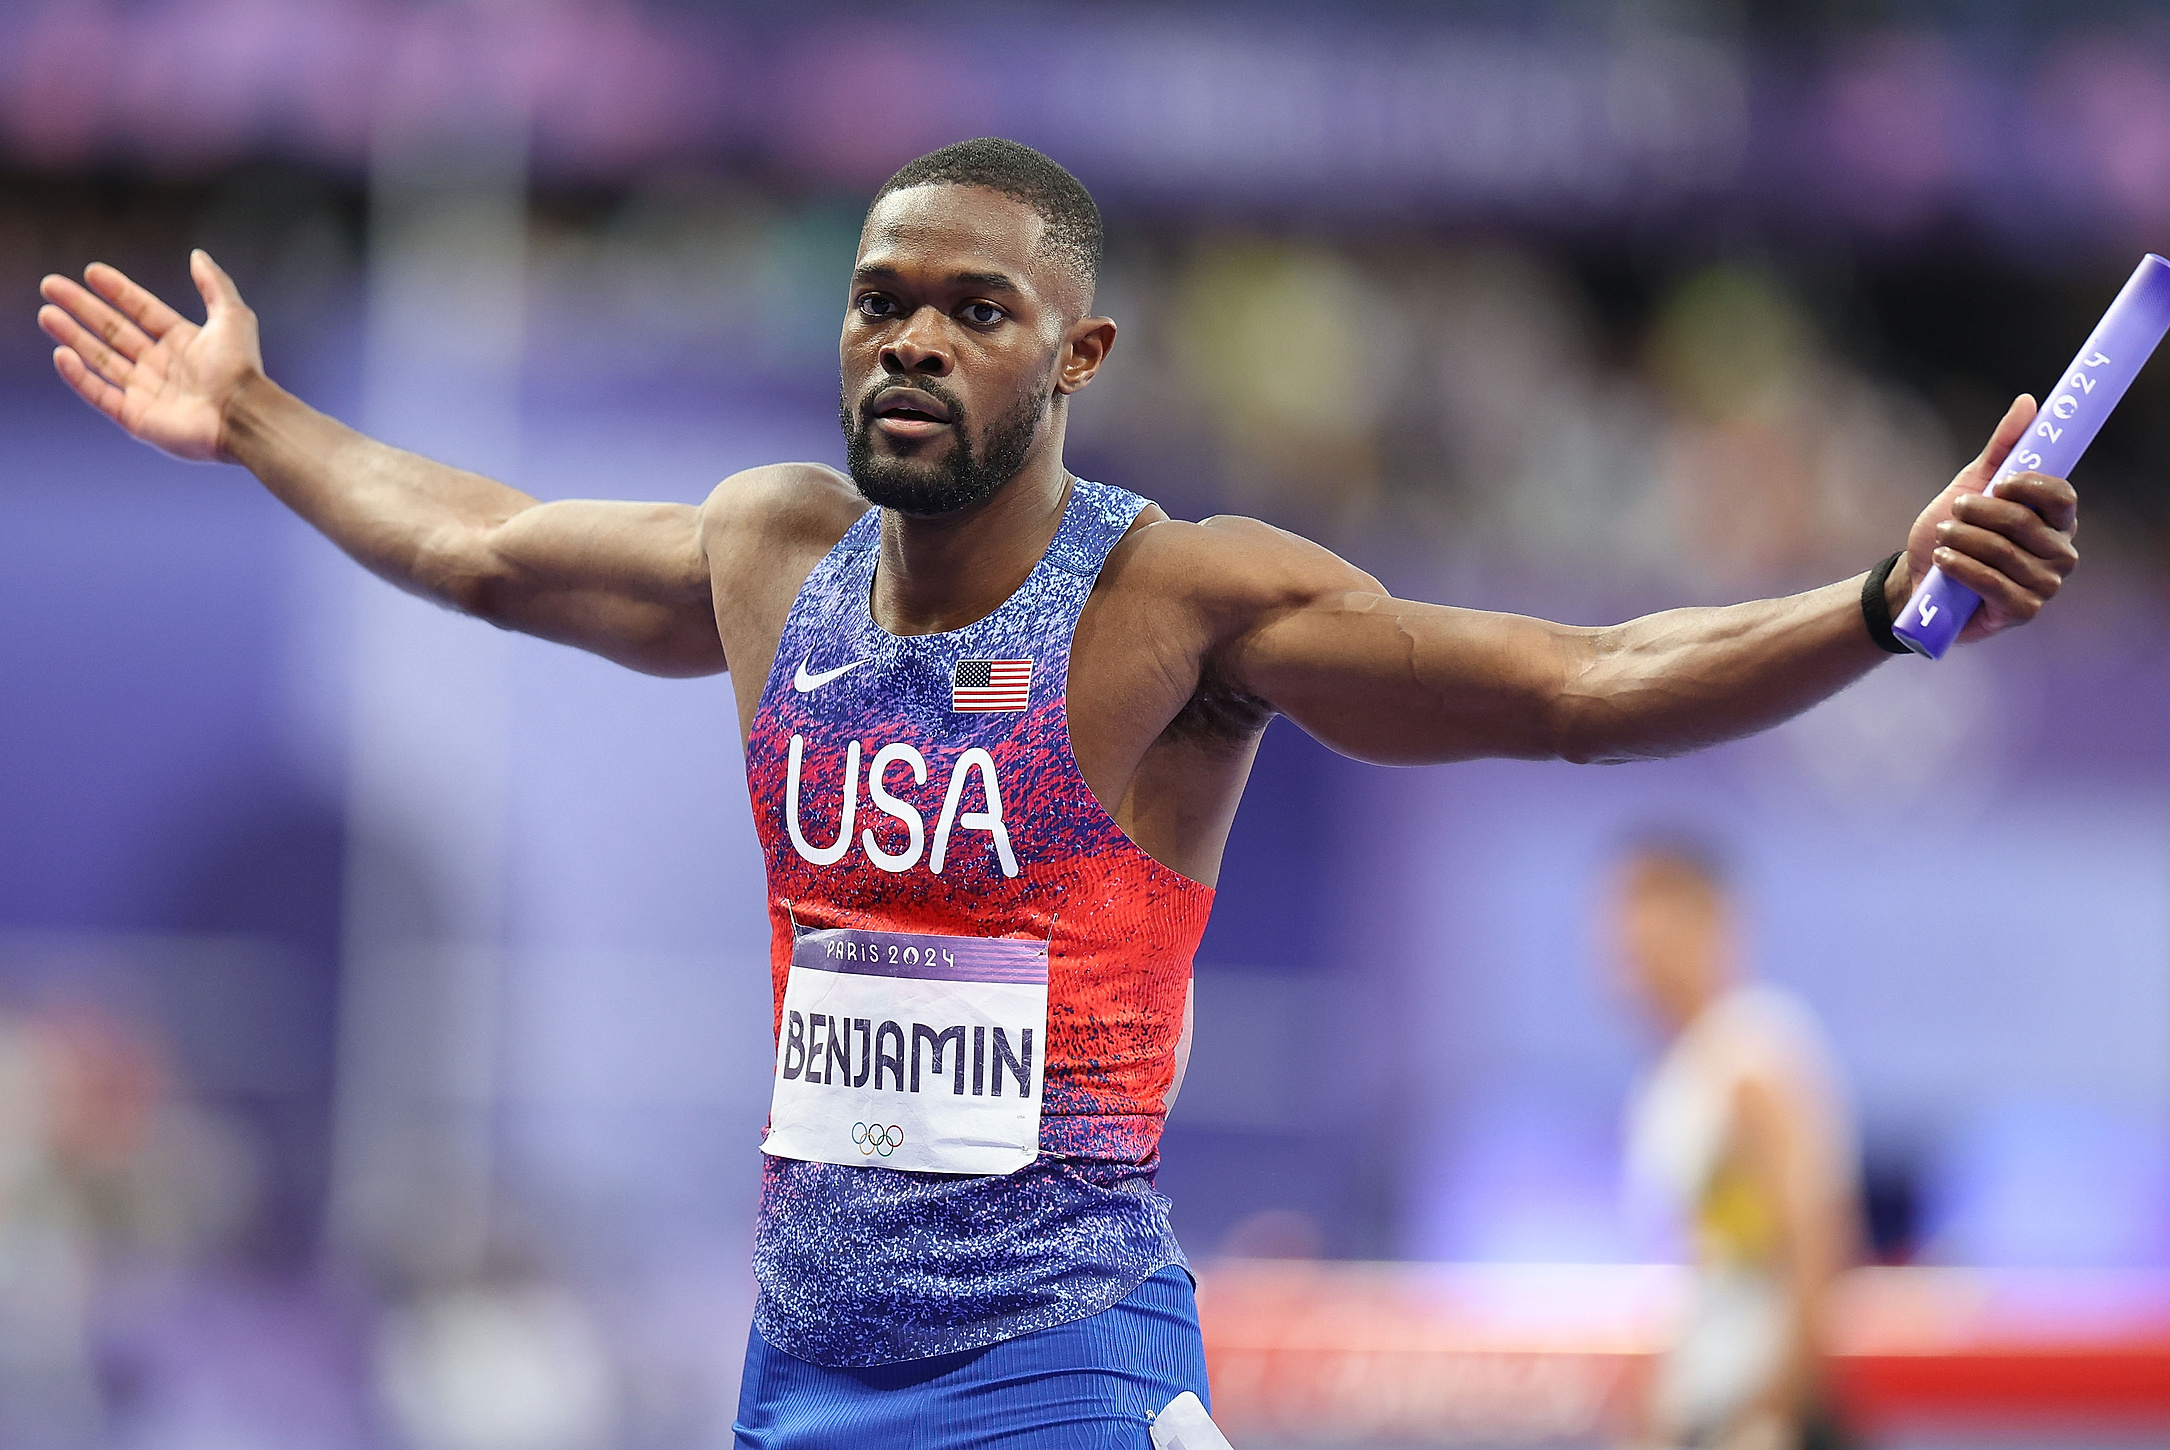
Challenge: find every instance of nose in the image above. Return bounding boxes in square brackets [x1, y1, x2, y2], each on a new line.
[880, 307, 953, 378]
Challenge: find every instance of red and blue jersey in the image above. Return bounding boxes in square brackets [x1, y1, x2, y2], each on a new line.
[743, 478, 1214, 1366]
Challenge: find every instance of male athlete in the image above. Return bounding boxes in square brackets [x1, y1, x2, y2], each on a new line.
[1610, 841, 1859, 1450]
[37, 139, 2077, 1446]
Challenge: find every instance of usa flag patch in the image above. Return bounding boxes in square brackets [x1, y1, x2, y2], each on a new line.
[952, 659, 1032, 712]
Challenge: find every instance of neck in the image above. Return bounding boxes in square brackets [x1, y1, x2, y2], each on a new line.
[1662, 974, 1732, 1038]
[871, 427, 1073, 636]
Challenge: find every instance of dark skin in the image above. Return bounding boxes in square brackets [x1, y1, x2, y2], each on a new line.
[36, 184, 2080, 887]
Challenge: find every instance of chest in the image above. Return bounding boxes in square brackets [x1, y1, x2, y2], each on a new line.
[719, 512, 1248, 887]
[732, 577, 1188, 792]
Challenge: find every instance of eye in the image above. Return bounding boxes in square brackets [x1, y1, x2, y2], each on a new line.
[855, 292, 898, 319]
[958, 300, 1006, 327]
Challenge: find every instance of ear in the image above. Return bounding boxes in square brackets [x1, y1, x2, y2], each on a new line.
[1056, 316, 1117, 395]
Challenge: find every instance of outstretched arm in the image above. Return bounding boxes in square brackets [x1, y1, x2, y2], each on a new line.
[1202, 397, 2076, 765]
[38, 253, 723, 677]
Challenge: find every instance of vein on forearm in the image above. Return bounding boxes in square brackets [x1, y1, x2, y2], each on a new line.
[1550, 580, 1878, 764]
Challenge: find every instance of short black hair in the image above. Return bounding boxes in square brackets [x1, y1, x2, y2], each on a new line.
[871, 137, 1101, 293]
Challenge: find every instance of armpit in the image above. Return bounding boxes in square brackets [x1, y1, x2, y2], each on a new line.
[1162, 657, 1273, 749]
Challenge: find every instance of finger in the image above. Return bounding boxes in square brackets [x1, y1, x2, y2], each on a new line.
[190, 249, 246, 314]
[37, 303, 135, 389]
[1948, 491, 2079, 563]
[1932, 543, 2046, 625]
[1966, 393, 2038, 485]
[83, 261, 188, 338]
[1986, 472, 2079, 536]
[52, 347, 126, 424]
[39, 273, 153, 362]
[1935, 519, 2070, 596]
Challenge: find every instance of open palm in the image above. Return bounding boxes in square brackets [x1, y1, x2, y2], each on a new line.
[37, 250, 262, 463]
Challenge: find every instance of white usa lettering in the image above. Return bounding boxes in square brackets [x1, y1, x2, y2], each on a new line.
[862, 742, 928, 872]
[786, 735, 1019, 878]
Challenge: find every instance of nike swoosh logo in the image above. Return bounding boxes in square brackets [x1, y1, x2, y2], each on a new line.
[793, 653, 871, 692]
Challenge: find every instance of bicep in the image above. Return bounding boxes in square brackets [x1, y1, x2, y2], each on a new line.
[470, 498, 724, 677]
[1229, 586, 1590, 765]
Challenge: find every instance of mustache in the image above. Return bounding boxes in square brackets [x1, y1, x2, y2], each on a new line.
[852, 375, 968, 425]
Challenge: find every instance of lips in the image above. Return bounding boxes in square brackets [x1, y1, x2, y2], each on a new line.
[867, 385, 954, 434]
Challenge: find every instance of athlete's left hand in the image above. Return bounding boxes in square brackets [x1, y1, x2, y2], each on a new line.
[1895, 393, 2079, 645]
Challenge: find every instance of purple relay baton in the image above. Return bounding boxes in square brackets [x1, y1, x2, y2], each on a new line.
[1894, 253, 2170, 658]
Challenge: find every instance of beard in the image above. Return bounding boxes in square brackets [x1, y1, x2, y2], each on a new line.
[840, 375, 1048, 517]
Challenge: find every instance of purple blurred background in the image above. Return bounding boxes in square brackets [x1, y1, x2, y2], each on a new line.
[4, 2, 2170, 1446]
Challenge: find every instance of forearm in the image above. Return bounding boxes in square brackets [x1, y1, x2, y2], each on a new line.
[1551, 564, 1905, 764]
[40, 254, 723, 673]
[221, 372, 539, 612]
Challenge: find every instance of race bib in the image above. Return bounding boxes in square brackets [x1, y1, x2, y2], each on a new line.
[762, 925, 1047, 1176]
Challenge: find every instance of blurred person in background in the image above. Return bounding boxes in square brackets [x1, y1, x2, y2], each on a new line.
[0, 1000, 104, 1448]
[0, 999, 216, 1447]
[35, 133, 2081, 1448]
[1610, 840, 1861, 1450]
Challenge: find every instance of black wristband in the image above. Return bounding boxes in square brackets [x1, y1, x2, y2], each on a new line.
[1861, 550, 1912, 655]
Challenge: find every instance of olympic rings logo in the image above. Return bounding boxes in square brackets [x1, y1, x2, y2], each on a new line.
[852, 1122, 905, 1157]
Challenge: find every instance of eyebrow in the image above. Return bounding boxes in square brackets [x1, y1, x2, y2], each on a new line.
[852, 264, 1023, 296]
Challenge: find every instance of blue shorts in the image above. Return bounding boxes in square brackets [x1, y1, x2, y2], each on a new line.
[732, 1265, 1209, 1448]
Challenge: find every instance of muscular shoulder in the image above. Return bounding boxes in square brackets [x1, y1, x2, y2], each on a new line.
[1085, 511, 1388, 745]
[700, 462, 867, 561]
[1102, 512, 1387, 638]
[702, 462, 865, 589]
[700, 462, 868, 666]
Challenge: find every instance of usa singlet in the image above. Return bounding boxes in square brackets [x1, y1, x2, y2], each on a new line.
[743, 478, 1214, 1367]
